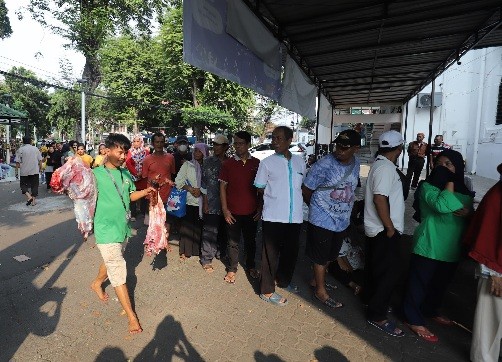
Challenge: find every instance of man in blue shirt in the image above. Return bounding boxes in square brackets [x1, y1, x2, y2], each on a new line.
[302, 130, 361, 309]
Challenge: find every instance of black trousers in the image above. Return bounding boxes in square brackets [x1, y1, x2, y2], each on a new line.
[260, 221, 302, 294]
[179, 205, 202, 257]
[365, 230, 401, 321]
[200, 213, 227, 265]
[406, 156, 425, 188]
[403, 253, 458, 325]
[45, 172, 53, 189]
[226, 213, 257, 273]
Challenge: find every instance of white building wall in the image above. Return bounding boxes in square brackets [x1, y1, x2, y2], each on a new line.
[403, 47, 502, 180]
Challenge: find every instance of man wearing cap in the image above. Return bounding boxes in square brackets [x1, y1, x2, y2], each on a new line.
[406, 132, 428, 189]
[302, 130, 361, 309]
[255, 126, 306, 306]
[364, 130, 406, 337]
[173, 135, 192, 177]
[15, 136, 43, 206]
[199, 134, 230, 272]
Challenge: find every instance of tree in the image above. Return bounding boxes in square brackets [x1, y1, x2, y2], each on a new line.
[3, 67, 51, 138]
[27, 0, 167, 92]
[0, 0, 12, 39]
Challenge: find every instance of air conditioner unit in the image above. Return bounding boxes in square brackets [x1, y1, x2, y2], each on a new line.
[417, 92, 442, 108]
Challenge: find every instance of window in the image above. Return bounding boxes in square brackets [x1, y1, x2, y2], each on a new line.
[496, 79, 502, 125]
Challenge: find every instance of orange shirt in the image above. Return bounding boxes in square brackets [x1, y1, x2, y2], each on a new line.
[408, 141, 427, 158]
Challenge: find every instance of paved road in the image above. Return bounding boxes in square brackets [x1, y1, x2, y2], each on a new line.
[0, 171, 498, 361]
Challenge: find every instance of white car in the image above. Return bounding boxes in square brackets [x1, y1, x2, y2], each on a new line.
[250, 142, 307, 162]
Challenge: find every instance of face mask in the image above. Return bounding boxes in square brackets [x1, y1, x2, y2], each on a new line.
[178, 144, 187, 152]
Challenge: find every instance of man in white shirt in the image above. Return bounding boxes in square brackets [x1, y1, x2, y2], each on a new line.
[364, 130, 406, 337]
[15, 136, 43, 206]
[254, 126, 306, 306]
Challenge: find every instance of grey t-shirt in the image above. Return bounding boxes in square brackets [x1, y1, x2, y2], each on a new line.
[15, 144, 42, 176]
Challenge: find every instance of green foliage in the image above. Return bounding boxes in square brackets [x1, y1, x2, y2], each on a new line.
[2, 67, 51, 137]
[300, 117, 316, 130]
[181, 106, 238, 132]
[0, 0, 12, 39]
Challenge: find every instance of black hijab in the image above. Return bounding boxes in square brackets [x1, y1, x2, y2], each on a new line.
[429, 149, 474, 197]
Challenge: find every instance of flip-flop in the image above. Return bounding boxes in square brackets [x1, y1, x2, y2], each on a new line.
[367, 320, 405, 338]
[314, 294, 343, 309]
[279, 284, 300, 294]
[26, 198, 33, 206]
[260, 292, 288, 306]
[202, 264, 215, 273]
[223, 274, 235, 284]
[310, 283, 338, 291]
[406, 323, 439, 342]
[431, 316, 454, 326]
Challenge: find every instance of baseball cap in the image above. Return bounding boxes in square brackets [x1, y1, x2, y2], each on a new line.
[334, 130, 361, 147]
[175, 135, 189, 144]
[212, 134, 229, 145]
[379, 130, 404, 148]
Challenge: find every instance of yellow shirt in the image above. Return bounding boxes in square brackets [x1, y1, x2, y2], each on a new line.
[79, 154, 94, 168]
[93, 154, 105, 168]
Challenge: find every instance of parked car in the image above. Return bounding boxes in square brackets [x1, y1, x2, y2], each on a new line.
[250, 142, 307, 162]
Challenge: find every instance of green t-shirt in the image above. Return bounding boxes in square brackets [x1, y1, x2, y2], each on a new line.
[93, 165, 136, 244]
[413, 182, 473, 262]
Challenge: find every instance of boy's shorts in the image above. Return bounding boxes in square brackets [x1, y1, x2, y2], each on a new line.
[306, 222, 346, 266]
[96, 241, 127, 287]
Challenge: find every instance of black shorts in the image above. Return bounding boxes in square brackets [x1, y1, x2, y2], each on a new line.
[306, 222, 346, 266]
[20, 174, 39, 197]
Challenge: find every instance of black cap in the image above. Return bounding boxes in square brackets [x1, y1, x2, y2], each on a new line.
[175, 135, 189, 143]
[333, 130, 361, 147]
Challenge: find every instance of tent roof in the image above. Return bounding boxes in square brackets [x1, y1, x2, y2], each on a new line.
[0, 103, 28, 119]
[242, 0, 502, 107]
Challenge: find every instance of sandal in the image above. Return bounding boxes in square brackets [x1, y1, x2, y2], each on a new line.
[406, 323, 438, 342]
[202, 264, 214, 273]
[279, 284, 300, 294]
[310, 282, 338, 291]
[26, 198, 33, 206]
[314, 293, 343, 309]
[260, 292, 288, 306]
[223, 273, 235, 284]
[431, 315, 453, 326]
[367, 320, 405, 338]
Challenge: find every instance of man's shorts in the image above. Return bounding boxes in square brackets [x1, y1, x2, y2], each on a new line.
[306, 222, 346, 266]
[96, 242, 127, 287]
[20, 174, 39, 197]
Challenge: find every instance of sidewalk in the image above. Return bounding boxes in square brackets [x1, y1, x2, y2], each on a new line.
[0, 166, 498, 361]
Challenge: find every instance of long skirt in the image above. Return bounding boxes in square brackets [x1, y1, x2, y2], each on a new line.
[179, 205, 202, 257]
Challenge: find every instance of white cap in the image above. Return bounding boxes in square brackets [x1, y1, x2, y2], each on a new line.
[212, 134, 229, 144]
[379, 130, 404, 148]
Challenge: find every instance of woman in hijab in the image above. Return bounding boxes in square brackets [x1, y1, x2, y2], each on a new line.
[175, 142, 209, 260]
[126, 134, 150, 221]
[403, 149, 474, 343]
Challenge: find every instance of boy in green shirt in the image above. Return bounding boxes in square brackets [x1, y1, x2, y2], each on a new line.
[90, 133, 154, 334]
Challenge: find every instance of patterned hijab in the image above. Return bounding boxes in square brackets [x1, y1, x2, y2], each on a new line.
[130, 134, 147, 177]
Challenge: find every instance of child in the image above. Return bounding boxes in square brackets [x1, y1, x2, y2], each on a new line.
[90, 133, 154, 334]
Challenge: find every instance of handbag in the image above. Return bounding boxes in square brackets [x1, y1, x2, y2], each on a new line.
[165, 181, 190, 218]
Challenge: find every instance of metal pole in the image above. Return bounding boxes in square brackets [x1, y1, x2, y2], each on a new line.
[315, 87, 321, 157]
[426, 80, 435, 177]
[401, 102, 409, 170]
[81, 88, 86, 144]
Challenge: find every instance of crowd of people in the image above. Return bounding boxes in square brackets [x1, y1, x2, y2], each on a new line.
[11, 129, 502, 361]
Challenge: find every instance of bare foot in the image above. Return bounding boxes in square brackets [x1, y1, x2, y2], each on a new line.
[90, 281, 109, 302]
[129, 317, 143, 334]
[223, 272, 236, 284]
